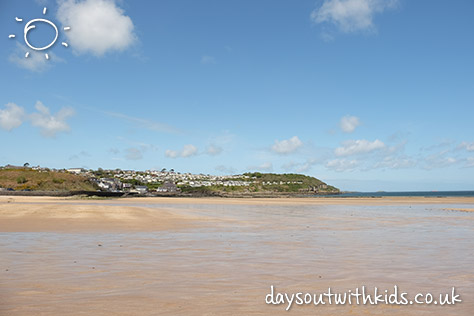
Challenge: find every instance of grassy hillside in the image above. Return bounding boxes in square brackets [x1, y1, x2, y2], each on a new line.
[0, 168, 98, 191]
[180, 172, 339, 195]
[243, 172, 328, 187]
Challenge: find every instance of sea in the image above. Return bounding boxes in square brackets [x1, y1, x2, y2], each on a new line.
[337, 190, 474, 197]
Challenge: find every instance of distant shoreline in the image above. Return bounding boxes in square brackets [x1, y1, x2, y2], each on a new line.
[1, 190, 474, 198]
[0, 189, 342, 198]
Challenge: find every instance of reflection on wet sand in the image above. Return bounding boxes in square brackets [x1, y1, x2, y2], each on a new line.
[1, 197, 473, 315]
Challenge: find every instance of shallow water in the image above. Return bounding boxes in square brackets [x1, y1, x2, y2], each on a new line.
[1, 203, 473, 315]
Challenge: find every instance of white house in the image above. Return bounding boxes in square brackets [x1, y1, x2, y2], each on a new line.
[67, 168, 84, 174]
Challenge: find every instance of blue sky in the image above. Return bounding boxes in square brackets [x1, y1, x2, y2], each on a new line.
[1, 0, 473, 191]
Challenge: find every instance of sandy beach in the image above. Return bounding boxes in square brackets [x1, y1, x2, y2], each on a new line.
[1, 196, 473, 315]
[2, 196, 474, 232]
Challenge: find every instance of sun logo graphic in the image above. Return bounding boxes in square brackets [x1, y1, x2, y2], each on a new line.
[8, 7, 70, 60]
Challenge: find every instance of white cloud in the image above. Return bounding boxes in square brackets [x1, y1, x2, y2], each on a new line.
[282, 158, 321, 173]
[466, 157, 474, 168]
[282, 161, 299, 171]
[421, 152, 458, 170]
[296, 158, 321, 173]
[373, 155, 416, 169]
[9, 42, 62, 72]
[125, 147, 143, 160]
[446, 157, 456, 164]
[30, 101, 75, 137]
[116, 137, 157, 152]
[181, 144, 198, 157]
[57, 0, 136, 56]
[215, 165, 236, 175]
[427, 157, 456, 170]
[105, 111, 181, 134]
[165, 149, 178, 159]
[311, 0, 398, 33]
[335, 139, 385, 156]
[206, 144, 223, 156]
[201, 55, 216, 64]
[340, 115, 360, 133]
[108, 148, 120, 155]
[421, 140, 454, 152]
[458, 142, 474, 152]
[256, 162, 273, 171]
[320, 31, 335, 42]
[271, 136, 303, 154]
[0, 103, 25, 131]
[165, 144, 198, 158]
[69, 150, 90, 160]
[326, 159, 359, 172]
[212, 130, 235, 145]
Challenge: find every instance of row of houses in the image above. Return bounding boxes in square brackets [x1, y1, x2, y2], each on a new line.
[262, 181, 304, 185]
[92, 177, 180, 194]
[176, 180, 250, 187]
[66, 168, 252, 191]
[113, 170, 248, 184]
[66, 168, 331, 193]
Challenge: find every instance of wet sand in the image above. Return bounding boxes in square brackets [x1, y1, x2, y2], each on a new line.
[1, 196, 474, 315]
